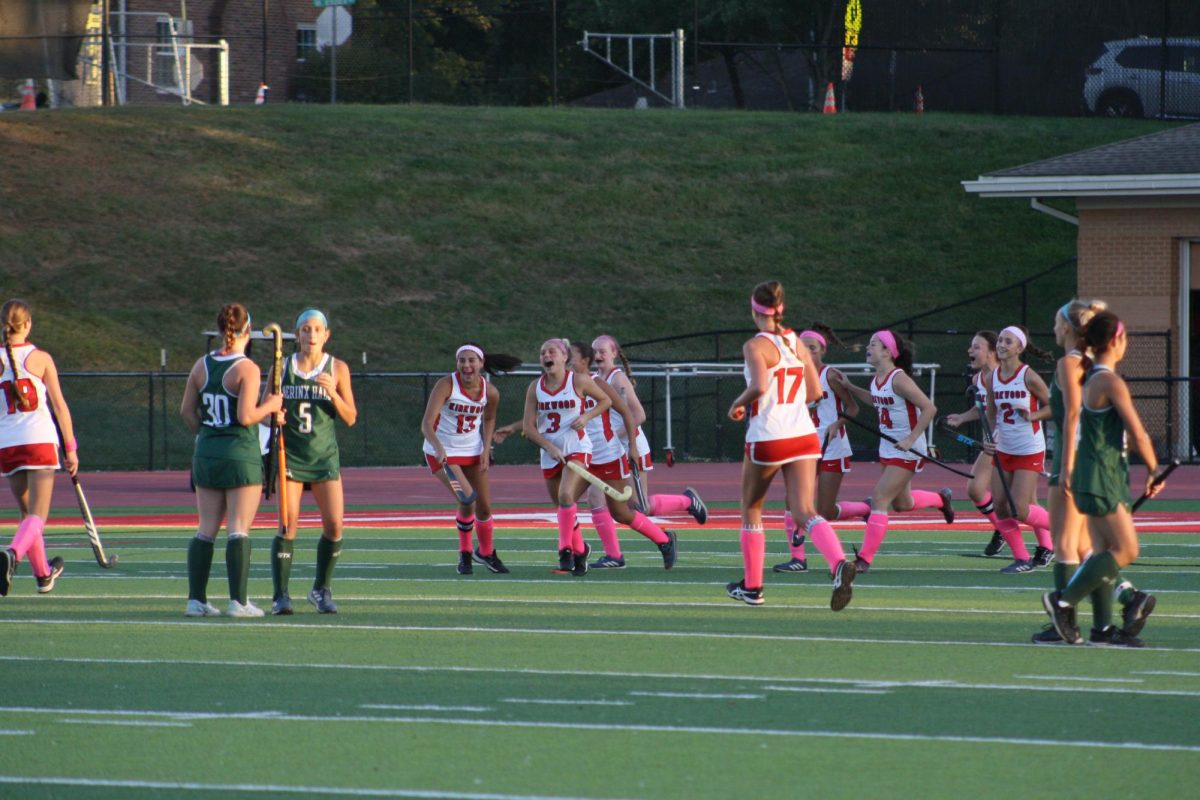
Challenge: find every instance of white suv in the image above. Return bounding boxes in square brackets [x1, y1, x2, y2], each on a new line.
[1083, 37, 1200, 118]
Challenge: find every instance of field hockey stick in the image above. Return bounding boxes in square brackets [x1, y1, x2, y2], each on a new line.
[565, 459, 633, 502]
[442, 461, 477, 505]
[50, 414, 117, 568]
[838, 412, 973, 479]
[1132, 459, 1180, 512]
[627, 453, 649, 512]
[263, 324, 289, 531]
[938, 418, 983, 449]
[972, 396, 1019, 518]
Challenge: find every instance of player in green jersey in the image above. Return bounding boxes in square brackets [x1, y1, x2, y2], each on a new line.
[269, 308, 357, 615]
[181, 303, 282, 618]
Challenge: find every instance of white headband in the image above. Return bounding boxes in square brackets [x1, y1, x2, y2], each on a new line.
[456, 345, 484, 361]
[1000, 326, 1027, 350]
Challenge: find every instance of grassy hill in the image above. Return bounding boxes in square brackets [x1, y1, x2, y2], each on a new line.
[0, 105, 1171, 372]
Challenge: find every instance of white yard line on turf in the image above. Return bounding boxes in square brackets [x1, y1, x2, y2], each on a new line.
[500, 699, 633, 706]
[361, 704, 492, 712]
[1133, 671, 1200, 677]
[628, 691, 762, 700]
[764, 686, 891, 695]
[0, 730, 33, 735]
[59, 718, 193, 727]
[0, 776, 631, 800]
[1011, 675, 1143, 683]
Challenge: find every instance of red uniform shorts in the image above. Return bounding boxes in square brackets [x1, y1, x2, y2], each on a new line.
[745, 433, 822, 466]
[996, 450, 1045, 473]
[819, 456, 852, 474]
[425, 453, 481, 474]
[880, 456, 926, 473]
[589, 455, 631, 481]
[543, 452, 591, 480]
[0, 443, 59, 476]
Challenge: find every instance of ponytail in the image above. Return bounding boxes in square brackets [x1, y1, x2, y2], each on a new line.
[1, 300, 30, 346]
[810, 321, 859, 352]
[1078, 311, 1122, 383]
[217, 303, 250, 351]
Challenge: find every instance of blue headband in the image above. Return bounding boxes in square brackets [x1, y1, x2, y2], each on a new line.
[1058, 302, 1071, 322]
[295, 308, 328, 330]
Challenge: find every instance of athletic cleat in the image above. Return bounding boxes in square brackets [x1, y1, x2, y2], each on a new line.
[726, 580, 764, 606]
[184, 598, 221, 617]
[1042, 591, 1083, 644]
[983, 531, 1006, 557]
[683, 487, 708, 524]
[227, 599, 266, 618]
[0, 547, 14, 597]
[590, 555, 626, 569]
[657, 530, 678, 570]
[1121, 591, 1156, 638]
[938, 488, 955, 524]
[830, 559, 857, 612]
[572, 542, 592, 577]
[1089, 626, 1145, 648]
[456, 551, 474, 575]
[1031, 624, 1063, 644]
[772, 557, 809, 574]
[35, 557, 64, 594]
[1032, 546, 1055, 567]
[271, 594, 294, 616]
[1000, 559, 1034, 574]
[472, 548, 510, 574]
[308, 587, 338, 614]
[851, 545, 870, 575]
[555, 547, 574, 573]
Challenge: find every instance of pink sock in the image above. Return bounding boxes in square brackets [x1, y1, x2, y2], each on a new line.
[476, 518, 495, 556]
[836, 501, 871, 519]
[629, 511, 669, 545]
[647, 494, 690, 515]
[805, 517, 846, 574]
[740, 528, 765, 589]
[785, 514, 806, 559]
[910, 489, 943, 509]
[556, 506, 576, 551]
[592, 507, 622, 558]
[455, 513, 475, 552]
[859, 512, 889, 562]
[1024, 504, 1053, 549]
[974, 492, 1004, 528]
[996, 517, 1031, 560]
[10, 515, 45, 563]
[572, 521, 585, 554]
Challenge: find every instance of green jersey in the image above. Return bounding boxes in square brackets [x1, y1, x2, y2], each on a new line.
[282, 353, 341, 482]
[1047, 351, 1081, 486]
[192, 353, 263, 489]
[1071, 365, 1131, 515]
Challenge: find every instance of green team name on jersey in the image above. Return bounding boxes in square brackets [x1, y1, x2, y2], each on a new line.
[282, 355, 340, 480]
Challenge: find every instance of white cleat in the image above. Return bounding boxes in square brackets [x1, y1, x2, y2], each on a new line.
[185, 598, 221, 617]
[226, 599, 266, 618]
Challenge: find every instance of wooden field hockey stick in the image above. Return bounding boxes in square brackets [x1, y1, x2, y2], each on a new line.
[627, 454, 649, 512]
[565, 459, 633, 502]
[264, 324, 289, 531]
[1132, 460, 1180, 512]
[442, 461, 477, 505]
[838, 412, 974, 479]
[50, 415, 117, 568]
[971, 396, 1020, 518]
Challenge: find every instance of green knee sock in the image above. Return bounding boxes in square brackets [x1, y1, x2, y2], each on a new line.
[226, 535, 252, 604]
[1052, 562, 1078, 592]
[314, 536, 341, 591]
[1091, 580, 1115, 630]
[1062, 550, 1120, 606]
[187, 537, 215, 602]
[271, 536, 294, 599]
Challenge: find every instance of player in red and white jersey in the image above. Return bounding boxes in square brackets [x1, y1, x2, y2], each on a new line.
[771, 324, 861, 574]
[984, 324, 1054, 573]
[726, 281, 857, 611]
[842, 329, 954, 574]
[0, 300, 77, 598]
[421, 343, 521, 576]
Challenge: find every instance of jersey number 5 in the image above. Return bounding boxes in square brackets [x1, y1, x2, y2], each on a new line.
[297, 402, 313, 434]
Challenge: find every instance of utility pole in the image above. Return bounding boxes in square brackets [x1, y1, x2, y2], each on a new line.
[551, 0, 558, 107]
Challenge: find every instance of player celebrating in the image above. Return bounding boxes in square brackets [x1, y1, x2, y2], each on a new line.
[1042, 312, 1168, 647]
[421, 342, 520, 576]
[180, 303, 282, 618]
[727, 281, 857, 611]
[269, 309, 357, 615]
[0, 299, 76, 598]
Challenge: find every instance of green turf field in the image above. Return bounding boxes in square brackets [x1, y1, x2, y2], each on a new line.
[2, 524, 1198, 799]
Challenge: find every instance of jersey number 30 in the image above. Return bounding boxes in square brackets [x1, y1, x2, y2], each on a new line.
[202, 393, 231, 427]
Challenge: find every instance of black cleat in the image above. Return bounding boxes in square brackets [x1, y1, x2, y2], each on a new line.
[1042, 591, 1083, 644]
[1121, 591, 1156, 638]
[572, 542, 591, 577]
[938, 488, 955, 524]
[472, 548, 510, 574]
[0, 548, 14, 597]
[726, 580, 764, 606]
[851, 545, 870, 575]
[35, 557, 64, 594]
[683, 487, 708, 524]
[456, 551, 474, 575]
[658, 530, 678, 570]
[307, 587, 338, 614]
[1000, 559, 1034, 574]
[1089, 626, 1145, 648]
[1030, 624, 1063, 644]
[590, 555, 626, 569]
[1032, 546, 1055, 567]
[830, 559, 857, 612]
[555, 548, 573, 574]
[983, 531, 1006, 557]
[772, 557, 809, 574]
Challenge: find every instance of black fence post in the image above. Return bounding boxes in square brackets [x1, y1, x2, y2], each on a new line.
[161, 372, 169, 470]
[148, 373, 155, 471]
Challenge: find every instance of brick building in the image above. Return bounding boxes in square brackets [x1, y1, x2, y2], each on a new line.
[962, 123, 1200, 460]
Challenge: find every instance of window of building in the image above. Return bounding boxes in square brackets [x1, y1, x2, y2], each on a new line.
[297, 25, 317, 62]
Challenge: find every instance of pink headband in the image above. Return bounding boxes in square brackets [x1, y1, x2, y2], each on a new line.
[456, 344, 484, 360]
[751, 296, 783, 316]
[1000, 325, 1027, 350]
[1116, 320, 1125, 337]
[875, 330, 899, 360]
[799, 329, 827, 347]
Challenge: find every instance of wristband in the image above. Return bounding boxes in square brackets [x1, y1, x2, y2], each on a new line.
[64, 439, 78, 453]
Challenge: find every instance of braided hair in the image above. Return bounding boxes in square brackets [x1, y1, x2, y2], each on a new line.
[592, 334, 636, 386]
[1, 300, 30, 347]
[217, 303, 250, 351]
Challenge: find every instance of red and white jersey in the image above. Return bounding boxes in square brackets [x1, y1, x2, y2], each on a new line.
[599, 367, 651, 468]
[583, 373, 623, 464]
[745, 331, 817, 444]
[970, 371, 989, 409]
[0, 343, 60, 450]
[809, 366, 852, 461]
[991, 364, 1044, 456]
[422, 372, 487, 459]
[535, 371, 591, 469]
[871, 368, 928, 461]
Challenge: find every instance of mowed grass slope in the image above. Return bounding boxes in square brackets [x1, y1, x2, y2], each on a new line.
[2, 524, 1198, 799]
[0, 106, 1171, 370]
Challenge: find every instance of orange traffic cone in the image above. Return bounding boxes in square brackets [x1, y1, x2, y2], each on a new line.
[914, 85, 925, 113]
[19, 79, 36, 111]
[254, 82, 268, 105]
[822, 82, 837, 114]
